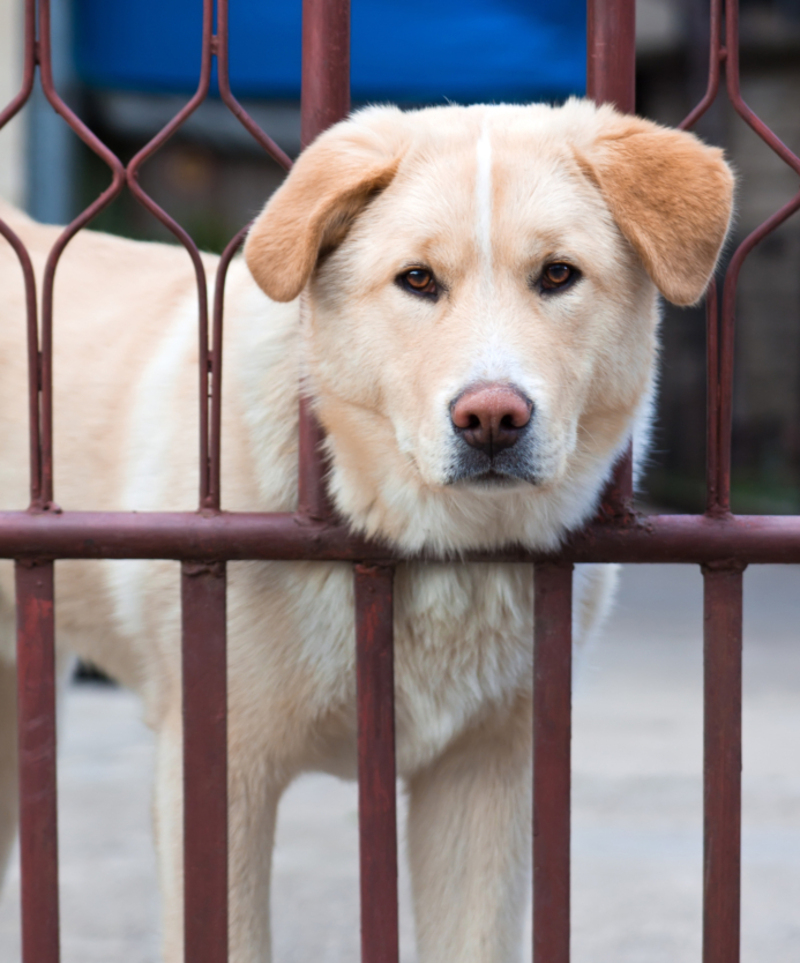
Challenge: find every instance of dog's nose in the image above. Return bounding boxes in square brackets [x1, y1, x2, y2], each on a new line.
[450, 384, 533, 454]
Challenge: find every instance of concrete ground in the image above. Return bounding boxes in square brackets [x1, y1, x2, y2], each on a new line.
[0, 564, 798, 961]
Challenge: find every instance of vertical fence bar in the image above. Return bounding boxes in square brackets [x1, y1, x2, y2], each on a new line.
[0, 223, 42, 509]
[300, 0, 351, 149]
[181, 561, 228, 963]
[297, 0, 351, 520]
[586, 0, 636, 114]
[16, 559, 59, 963]
[533, 562, 573, 963]
[124, 0, 214, 511]
[587, 0, 636, 518]
[0, 0, 39, 506]
[702, 563, 744, 963]
[354, 563, 399, 963]
[210, 0, 294, 510]
[713, 0, 800, 518]
[705, 281, 722, 514]
[37, 0, 126, 507]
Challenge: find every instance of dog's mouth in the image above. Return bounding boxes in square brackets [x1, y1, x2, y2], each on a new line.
[464, 471, 531, 489]
[446, 464, 538, 489]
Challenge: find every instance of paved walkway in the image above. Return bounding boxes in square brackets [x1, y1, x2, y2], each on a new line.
[1, 564, 799, 961]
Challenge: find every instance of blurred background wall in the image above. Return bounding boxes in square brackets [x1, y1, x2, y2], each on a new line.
[1, 0, 800, 514]
[637, 0, 800, 514]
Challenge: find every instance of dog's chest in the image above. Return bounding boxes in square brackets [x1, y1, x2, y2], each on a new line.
[290, 561, 534, 774]
[392, 563, 534, 769]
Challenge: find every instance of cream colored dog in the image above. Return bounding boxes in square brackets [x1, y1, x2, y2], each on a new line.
[0, 99, 733, 962]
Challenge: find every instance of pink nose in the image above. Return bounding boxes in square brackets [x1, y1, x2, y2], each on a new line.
[450, 384, 533, 454]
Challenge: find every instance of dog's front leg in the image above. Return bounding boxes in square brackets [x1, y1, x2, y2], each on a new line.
[406, 692, 532, 963]
[154, 711, 284, 963]
[226, 759, 284, 963]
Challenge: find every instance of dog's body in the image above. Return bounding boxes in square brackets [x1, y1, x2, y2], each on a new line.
[0, 100, 732, 962]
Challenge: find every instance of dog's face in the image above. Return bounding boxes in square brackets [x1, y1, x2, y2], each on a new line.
[246, 100, 734, 551]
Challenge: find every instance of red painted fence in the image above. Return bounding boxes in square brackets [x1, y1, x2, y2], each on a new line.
[0, 1, 797, 960]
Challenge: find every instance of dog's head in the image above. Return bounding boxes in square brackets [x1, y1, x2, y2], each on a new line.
[245, 100, 734, 552]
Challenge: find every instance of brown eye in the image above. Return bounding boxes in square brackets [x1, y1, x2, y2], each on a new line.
[540, 262, 578, 292]
[398, 267, 438, 298]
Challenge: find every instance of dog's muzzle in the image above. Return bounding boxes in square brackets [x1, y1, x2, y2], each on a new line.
[447, 383, 537, 485]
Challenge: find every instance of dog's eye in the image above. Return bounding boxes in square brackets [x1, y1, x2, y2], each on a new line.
[397, 267, 438, 299]
[539, 262, 579, 293]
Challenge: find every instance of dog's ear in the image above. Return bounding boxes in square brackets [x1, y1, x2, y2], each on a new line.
[244, 107, 408, 302]
[581, 111, 734, 306]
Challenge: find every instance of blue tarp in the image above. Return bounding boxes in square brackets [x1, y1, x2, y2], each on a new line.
[74, 0, 586, 103]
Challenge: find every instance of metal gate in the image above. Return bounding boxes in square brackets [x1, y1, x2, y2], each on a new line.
[1, 0, 798, 961]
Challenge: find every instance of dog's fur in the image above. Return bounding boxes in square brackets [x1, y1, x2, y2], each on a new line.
[0, 99, 733, 962]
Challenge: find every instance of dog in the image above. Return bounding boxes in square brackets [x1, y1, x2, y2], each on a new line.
[0, 98, 733, 962]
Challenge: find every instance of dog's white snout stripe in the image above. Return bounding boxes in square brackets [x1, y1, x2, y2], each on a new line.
[476, 122, 493, 277]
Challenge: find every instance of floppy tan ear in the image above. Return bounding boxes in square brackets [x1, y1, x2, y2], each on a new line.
[244, 107, 408, 302]
[581, 112, 735, 306]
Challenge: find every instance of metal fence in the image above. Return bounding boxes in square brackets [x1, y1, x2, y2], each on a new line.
[1, 0, 798, 961]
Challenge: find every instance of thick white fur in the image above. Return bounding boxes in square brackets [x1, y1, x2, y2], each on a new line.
[0, 99, 732, 962]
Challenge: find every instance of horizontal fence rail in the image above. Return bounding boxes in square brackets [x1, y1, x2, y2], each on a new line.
[2, 511, 800, 564]
[0, 1, 797, 962]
